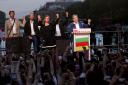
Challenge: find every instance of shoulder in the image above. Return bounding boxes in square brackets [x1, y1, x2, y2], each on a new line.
[24, 21, 30, 27]
[70, 22, 74, 25]
[68, 22, 74, 26]
[25, 21, 30, 24]
[79, 21, 85, 24]
[79, 21, 89, 28]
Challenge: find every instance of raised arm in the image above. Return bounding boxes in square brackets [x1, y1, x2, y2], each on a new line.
[19, 16, 26, 27]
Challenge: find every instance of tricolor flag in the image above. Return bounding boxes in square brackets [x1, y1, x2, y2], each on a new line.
[74, 35, 90, 52]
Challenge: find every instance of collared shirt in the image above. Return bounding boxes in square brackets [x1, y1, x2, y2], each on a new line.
[74, 22, 80, 29]
[55, 24, 61, 37]
[10, 18, 17, 34]
[30, 21, 36, 35]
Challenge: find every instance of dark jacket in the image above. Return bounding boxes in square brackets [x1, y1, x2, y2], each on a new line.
[24, 20, 40, 37]
[55, 19, 67, 38]
[67, 21, 89, 39]
[67, 21, 89, 33]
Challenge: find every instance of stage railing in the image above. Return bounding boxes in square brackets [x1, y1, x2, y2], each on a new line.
[91, 31, 121, 52]
[0, 30, 128, 55]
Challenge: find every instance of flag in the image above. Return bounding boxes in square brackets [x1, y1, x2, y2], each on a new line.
[74, 35, 90, 52]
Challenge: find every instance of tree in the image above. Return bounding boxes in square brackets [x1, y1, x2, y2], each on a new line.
[67, 0, 128, 24]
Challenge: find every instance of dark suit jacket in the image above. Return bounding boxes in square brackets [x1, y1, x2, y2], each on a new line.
[24, 20, 40, 37]
[56, 22, 66, 38]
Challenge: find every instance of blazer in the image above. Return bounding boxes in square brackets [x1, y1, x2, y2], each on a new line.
[67, 21, 89, 33]
[55, 22, 66, 38]
[24, 20, 40, 37]
[5, 19, 23, 38]
[67, 21, 89, 39]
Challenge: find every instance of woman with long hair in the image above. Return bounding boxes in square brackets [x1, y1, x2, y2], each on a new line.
[40, 15, 56, 48]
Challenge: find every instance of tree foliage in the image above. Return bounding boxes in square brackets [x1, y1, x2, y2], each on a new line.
[67, 0, 128, 23]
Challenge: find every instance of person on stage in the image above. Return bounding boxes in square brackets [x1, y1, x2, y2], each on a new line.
[40, 15, 56, 48]
[5, 10, 26, 38]
[67, 14, 88, 73]
[24, 13, 40, 54]
[40, 15, 59, 76]
[55, 13, 70, 57]
[67, 14, 88, 36]
[5, 10, 26, 54]
[55, 13, 65, 39]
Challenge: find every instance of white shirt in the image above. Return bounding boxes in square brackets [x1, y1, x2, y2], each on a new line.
[75, 22, 80, 29]
[30, 21, 36, 35]
[55, 24, 61, 37]
[10, 19, 17, 34]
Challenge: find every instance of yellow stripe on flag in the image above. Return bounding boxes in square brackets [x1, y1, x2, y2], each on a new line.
[75, 46, 89, 51]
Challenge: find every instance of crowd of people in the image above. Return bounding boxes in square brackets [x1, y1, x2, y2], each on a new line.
[0, 46, 128, 85]
[0, 10, 128, 85]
